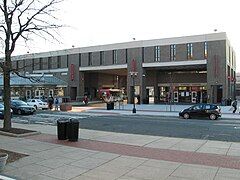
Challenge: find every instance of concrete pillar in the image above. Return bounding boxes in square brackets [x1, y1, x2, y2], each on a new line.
[79, 72, 85, 96]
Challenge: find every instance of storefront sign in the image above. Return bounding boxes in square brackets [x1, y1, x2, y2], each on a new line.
[131, 59, 137, 72]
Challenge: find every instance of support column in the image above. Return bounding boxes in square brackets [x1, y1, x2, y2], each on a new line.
[79, 72, 85, 97]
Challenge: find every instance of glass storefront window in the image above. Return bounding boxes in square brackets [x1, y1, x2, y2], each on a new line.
[159, 86, 170, 102]
[158, 85, 207, 103]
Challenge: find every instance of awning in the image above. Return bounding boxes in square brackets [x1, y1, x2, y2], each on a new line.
[0, 75, 68, 87]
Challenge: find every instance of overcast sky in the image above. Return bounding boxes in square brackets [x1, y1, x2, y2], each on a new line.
[12, 0, 240, 71]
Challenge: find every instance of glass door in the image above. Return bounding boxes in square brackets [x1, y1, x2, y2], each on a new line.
[191, 91, 197, 103]
[26, 90, 31, 99]
[174, 91, 178, 103]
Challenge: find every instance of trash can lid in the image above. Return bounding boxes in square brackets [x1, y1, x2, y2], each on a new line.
[69, 118, 79, 123]
[57, 118, 69, 123]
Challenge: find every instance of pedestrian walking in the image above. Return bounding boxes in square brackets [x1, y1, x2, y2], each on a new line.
[55, 97, 59, 111]
[231, 99, 237, 113]
[83, 95, 88, 105]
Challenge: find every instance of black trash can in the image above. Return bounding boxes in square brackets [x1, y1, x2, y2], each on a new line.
[107, 102, 114, 110]
[67, 118, 79, 142]
[57, 119, 69, 140]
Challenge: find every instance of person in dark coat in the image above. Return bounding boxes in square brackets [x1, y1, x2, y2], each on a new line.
[55, 97, 59, 111]
[231, 99, 237, 113]
[48, 95, 54, 110]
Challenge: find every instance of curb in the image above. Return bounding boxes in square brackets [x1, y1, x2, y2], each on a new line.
[0, 130, 41, 138]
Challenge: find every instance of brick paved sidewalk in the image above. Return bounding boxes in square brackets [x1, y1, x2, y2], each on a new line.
[1, 132, 240, 180]
[28, 134, 240, 170]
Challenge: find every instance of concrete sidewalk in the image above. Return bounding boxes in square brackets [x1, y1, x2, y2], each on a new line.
[84, 103, 240, 119]
[1, 122, 240, 179]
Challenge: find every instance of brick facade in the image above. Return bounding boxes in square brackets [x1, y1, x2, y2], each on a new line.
[11, 32, 236, 103]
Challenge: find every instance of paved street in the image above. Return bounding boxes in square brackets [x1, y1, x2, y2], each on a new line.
[80, 115, 240, 142]
[10, 107, 240, 142]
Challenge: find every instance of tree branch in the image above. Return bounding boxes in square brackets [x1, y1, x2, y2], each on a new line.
[12, 70, 45, 83]
[0, 24, 6, 33]
[11, 0, 62, 52]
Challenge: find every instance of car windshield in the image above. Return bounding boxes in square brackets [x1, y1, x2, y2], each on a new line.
[14, 101, 28, 106]
[204, 104, 211, 109]
[194, 105, 202, 110]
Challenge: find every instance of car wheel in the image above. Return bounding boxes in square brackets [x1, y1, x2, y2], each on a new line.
[209, 114, 217, 120]
[17, 109, 22, 115]
[183, 113, 190, 119]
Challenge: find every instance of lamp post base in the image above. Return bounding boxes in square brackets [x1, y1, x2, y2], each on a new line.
[132, 107, 136, 113]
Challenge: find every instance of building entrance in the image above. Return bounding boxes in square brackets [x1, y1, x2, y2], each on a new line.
[146, 86, 154, 103]
[178, 86, 191, 103]
[159, 86, 170, 103]
[158, 85, 207, 103]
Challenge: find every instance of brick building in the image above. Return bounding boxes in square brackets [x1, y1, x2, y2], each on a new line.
[10, 32, 236, 104]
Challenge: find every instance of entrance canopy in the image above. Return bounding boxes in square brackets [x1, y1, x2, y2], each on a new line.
[0, 74, 68, 87]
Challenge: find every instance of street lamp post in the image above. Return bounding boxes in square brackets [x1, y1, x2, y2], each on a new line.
[130, 71, 138, 113]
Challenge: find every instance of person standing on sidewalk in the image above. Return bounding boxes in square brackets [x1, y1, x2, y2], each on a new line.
[55, 97, 59, 111]
[83, 95, 88, 105]
[231, 99, 237, 113]
[48, 95, 54, 110]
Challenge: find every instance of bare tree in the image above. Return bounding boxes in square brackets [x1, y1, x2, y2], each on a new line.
[0, 0, 63, 131]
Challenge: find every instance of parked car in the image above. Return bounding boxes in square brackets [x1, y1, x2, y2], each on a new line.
[179, 103, 221, 120]
[10, 100, 36, 115]
[27, 99, 48, 110]
[0, 103, 13, 119]
[34, 96, 48, 102]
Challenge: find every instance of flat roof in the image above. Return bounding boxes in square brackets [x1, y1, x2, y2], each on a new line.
[12, 32, 227, 61]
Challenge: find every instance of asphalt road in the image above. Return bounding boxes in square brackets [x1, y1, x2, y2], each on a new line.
[78, 115, 240, 142]
[12, 112, 240, 142]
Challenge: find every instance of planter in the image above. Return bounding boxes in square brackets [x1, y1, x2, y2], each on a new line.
[60, 103, 72, 111]
[0, 153, 8, 172]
